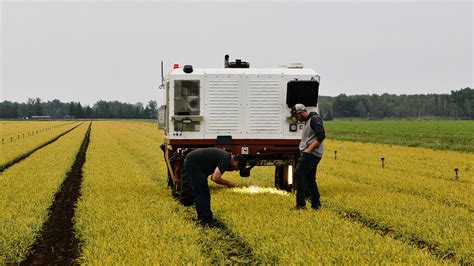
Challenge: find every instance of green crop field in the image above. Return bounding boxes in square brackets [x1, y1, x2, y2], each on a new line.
[325, 120, 474, 152]
[0, 120, 473, 264]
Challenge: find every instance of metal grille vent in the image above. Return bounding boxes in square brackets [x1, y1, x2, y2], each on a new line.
[206, 80, 240, 132]
[248, 80, 281, 133]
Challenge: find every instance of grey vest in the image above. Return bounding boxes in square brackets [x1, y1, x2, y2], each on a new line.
[299, 117, 324, 158]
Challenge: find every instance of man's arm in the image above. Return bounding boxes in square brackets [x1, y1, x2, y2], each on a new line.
[304, 116, 325, 153]
[304, 139, 322, 153]
[210, 167, 235, 187]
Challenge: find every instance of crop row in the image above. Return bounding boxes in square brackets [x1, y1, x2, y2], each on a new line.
[318, 175, 473, 263]
[0, 122, 82, 168]
[322, 157, 473, 211]
[0, 123, 89, 263]
[74, 122, 207, 264]
[0, 121, 76, 138]
[326, 139, 473, 183]
[210, 187, 437, 263]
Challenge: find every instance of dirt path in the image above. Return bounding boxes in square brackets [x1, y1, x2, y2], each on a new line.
[22, 122, 91, 265]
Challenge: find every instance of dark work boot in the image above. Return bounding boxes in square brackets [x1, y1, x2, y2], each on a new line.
[199, 218, 225, 229]
[311, 201, 321, 211]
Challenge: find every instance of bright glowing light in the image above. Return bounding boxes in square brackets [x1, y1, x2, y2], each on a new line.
[288, 165, 293, 185]
[230, 186, 290, 196]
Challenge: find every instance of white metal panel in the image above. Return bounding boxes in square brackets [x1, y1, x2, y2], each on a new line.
[170, 68, 319, 77]
[247, 78, 282, 133]
[205, 79, 241, 133]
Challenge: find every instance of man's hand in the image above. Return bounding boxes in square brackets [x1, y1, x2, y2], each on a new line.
[210, 167, 235, 188]
[304, 139, 321, 153]
[226, 180, 236, 188]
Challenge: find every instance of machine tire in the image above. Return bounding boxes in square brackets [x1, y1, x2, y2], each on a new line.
[170, 183, 180, 198]
[275, 166, 291, 192]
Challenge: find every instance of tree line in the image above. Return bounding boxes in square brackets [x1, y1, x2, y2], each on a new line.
[0, 99, 158, 119]
[0, 87, 472, 119]
[318, 87, 472, 120]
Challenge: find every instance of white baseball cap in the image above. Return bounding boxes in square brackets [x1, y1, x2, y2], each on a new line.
[291, 104, 306, 115]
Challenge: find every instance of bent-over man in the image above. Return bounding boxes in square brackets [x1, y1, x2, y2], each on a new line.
[183, 148, 247, 227]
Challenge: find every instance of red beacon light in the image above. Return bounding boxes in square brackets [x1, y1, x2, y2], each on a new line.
[173, 64, 180, 69]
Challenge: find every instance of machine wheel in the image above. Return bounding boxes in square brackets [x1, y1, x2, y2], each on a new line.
[170, 183, 180, 198]
[275, 166, 292, 192]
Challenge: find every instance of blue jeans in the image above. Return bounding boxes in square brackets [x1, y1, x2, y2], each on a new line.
[294, 152, 322, 208]
[183, 159, 213, 222]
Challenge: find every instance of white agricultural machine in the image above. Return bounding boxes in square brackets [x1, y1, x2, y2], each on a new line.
[158, 55, 320, 199]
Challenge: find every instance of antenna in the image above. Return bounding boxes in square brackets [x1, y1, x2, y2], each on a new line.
[159, 60, 164, 89]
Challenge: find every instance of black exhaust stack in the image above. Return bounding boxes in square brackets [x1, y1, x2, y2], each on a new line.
[225, 54, 230, 68]
[224, 54, 250, 68]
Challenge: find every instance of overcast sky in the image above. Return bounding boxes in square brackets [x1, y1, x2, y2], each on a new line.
[1, 0, 473, 106]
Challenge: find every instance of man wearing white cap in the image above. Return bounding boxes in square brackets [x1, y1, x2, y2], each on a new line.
[290, 103, 325, 210]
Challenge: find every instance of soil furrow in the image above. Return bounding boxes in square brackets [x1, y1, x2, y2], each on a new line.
[195, 215, 267, 264]
[175, 202, 268, 264]
[330, 206, 457, 263]
[0, 123, 83, 173]
[21, 122, 91, 265]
